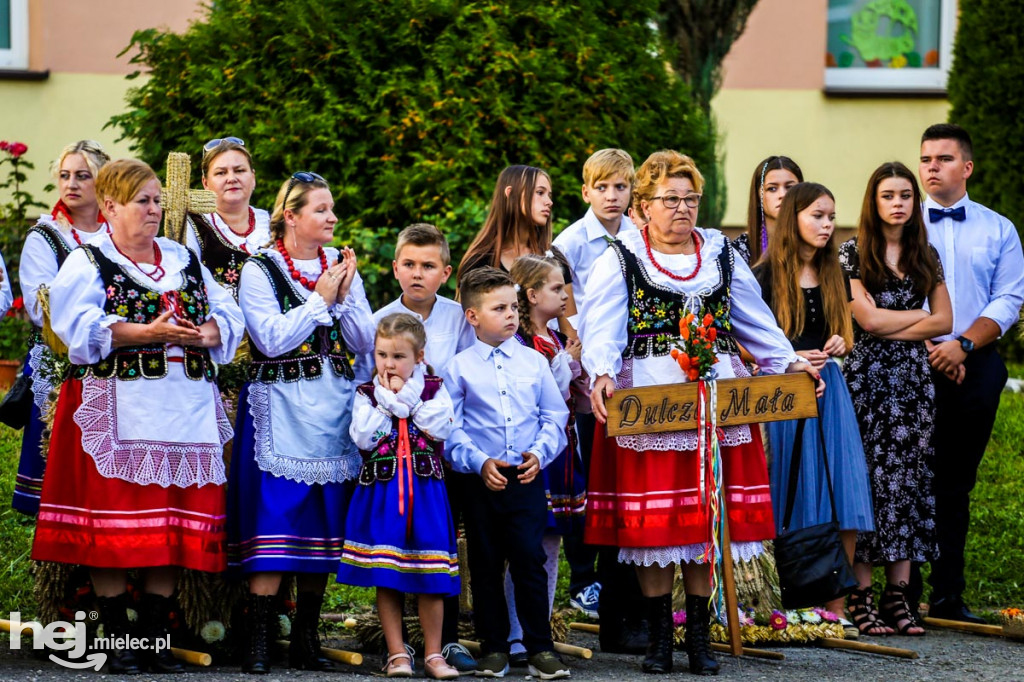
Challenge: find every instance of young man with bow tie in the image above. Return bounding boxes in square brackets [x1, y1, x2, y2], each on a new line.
[918, 123, 1024, 623]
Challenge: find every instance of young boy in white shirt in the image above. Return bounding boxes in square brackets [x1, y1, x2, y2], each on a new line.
[443, 267, 569, 680]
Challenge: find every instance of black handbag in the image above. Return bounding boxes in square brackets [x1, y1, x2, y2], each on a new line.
[774, 416, 858, 610]
[0, 362, 34, 430]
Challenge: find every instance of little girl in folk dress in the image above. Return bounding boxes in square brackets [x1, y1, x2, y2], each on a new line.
[337, 313, 460, 680]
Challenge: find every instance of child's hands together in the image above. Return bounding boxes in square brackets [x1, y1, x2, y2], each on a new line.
[385, 372, 406, 392]
[517, 451, 540, 484]
[565, 337, 582, 362]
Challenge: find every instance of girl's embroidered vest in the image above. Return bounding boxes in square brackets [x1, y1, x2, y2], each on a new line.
[187, 213, 249, 300]
[26, 222, 75, 345]
[355, 376, 445, 485]
[71, 244, 215, 381]
[608, 239, 739, 359]
[245, 253, 354, 383]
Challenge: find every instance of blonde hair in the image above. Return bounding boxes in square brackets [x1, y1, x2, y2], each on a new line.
[395, 222, 451, 266]
[52, 140, 110, 180]
[582, 148, 635, 187]
[269, 174, 331, 241]
[634, 150, 705, 217]
[376, 312, 427, 355]
[509, 253, 562, 343]
[94, 159, 159, 208]
[201, 140, 253, 178]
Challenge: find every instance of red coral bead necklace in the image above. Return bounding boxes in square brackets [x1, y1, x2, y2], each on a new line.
[111, 238, 166, 282]
[642, 226, 702, 281]
[277, 238, 327, 291]
[212, 207, 256, 251]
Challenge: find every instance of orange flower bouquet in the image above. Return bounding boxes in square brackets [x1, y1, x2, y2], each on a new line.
[669, 304, 729, 382]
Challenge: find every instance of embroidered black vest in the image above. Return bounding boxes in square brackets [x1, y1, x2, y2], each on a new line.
[187, 212, 251, 300]
[609, 239, 738, 359]
[71, 244, 215, 381]
[355, 376, 446, 485]
[27, 222, 76, 346]
[245, 253, 354, 383]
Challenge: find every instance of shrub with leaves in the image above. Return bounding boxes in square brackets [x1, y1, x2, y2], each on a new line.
[109, 0, 713, 306]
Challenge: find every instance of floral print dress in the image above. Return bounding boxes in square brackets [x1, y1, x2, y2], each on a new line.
[839, 239, 941, 563]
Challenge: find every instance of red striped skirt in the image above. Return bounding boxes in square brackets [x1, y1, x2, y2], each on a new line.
[583, 423, 775, 549]
[31, 378, 227, 571]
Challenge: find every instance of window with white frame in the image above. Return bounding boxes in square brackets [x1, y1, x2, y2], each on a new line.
[825, 0, 956, 93]
[0, 0, 29, 70]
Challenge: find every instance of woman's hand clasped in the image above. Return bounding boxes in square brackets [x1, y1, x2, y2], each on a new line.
[822, 334, 847, 357]
[314, 247, 358, 306]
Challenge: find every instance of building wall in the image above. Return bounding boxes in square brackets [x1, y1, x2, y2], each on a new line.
[0, 0, 202, 209]
[713, 0, 951, 228]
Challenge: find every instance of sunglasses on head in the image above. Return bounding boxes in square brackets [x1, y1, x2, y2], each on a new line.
[203, 136, 245, 152]
[282, 171, 327, 209]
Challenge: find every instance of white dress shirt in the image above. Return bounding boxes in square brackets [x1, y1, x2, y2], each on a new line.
[373, 294, 476, 373]
[924, 193, 1024, 341]
[553, 208, 636, 327]
[443, 337, 568, 475]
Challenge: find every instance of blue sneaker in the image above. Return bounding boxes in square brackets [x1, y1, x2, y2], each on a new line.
[441, 641, 477, 672]
[570, 581, 602, 619]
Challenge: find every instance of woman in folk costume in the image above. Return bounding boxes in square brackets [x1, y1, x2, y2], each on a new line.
[185, 137, 270, 300]
[226, 171, 374, 674]
[31, 159, 244, 674]
[12, 140, 110, 516]
[581, 150, 821, 675]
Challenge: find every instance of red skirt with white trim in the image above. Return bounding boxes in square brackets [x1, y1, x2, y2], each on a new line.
[31, 378, 227, 571]
[583, 423, 775, 549]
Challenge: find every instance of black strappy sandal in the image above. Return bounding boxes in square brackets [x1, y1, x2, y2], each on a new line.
[847, 586, 894, 636]
[880, 582, 926, 636]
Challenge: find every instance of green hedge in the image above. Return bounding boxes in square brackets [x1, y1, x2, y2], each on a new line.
[110, 0, 713, 307]
[947, 0, 1024, 243]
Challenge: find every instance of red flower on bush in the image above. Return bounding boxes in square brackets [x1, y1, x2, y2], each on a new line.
[8, 141, 28, 158]
[11, 296, 24, 310]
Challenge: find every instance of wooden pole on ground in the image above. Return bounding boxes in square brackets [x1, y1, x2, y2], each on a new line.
[818, 638, 918, 659]
[276, 640, 363, 666]
[457, 638, 592, 661]
[922, 617, 1004, 637]
[170, 647, 212, 666]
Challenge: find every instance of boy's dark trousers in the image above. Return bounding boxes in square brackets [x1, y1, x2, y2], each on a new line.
[463, 467, 554, 655]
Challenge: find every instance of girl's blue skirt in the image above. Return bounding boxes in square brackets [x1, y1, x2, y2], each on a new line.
[544, 445, 586, 535]
[226, 384, 353, 574]
[336, 471, 459, 596]
[767, 360, 874, 533]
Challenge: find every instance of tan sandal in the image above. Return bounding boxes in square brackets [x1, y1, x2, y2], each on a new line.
[425, 653, 459, 680]
[383, 652, 413, 678]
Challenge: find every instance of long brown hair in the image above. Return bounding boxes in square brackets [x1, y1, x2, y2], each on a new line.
[745, 156, 803, 264]
[457, 165, 552, 281]
[766, 182, 853, 348]
[855, 162, 939, 297]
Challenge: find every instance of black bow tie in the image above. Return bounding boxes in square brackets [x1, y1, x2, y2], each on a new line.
[928, 206, 966, 222]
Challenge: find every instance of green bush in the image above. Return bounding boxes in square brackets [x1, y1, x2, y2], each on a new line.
[109, 0, 713, 307]
[948, 0, 1024, 246]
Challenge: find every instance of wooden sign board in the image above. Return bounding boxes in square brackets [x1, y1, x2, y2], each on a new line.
[606, 373, 819, 436]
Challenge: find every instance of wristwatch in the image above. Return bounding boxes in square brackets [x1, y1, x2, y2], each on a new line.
[956, 335, 975, 354]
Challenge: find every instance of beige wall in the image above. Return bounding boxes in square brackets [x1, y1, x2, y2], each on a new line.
[713, 0, 952, 228]
[1, 1, 203, 212]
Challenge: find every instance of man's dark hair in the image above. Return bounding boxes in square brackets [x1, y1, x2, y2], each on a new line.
[922, 123, 973, 161]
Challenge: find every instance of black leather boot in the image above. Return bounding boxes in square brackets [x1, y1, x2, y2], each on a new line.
[241, 594, 275, 674]
[684, 595, 719, 676]
[138, 593, 184, 673]
[641, 594, 673, 674]
[95, 593, 141, 675]
[288, 591, 336, 671]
